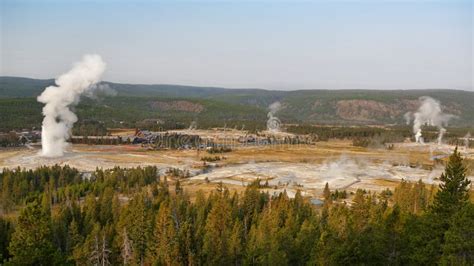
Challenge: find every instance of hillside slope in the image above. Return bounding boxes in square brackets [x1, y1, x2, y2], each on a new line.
[1, 76, 473, 129]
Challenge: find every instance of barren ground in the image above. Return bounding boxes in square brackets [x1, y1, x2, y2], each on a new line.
[1, 140, 472, 199]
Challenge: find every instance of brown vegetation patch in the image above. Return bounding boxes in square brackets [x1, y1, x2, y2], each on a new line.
[336, 100, 401, 121]
[149, 100, 204, 113]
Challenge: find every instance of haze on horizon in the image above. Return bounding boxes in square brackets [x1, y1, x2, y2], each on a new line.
[1, 0, 472, 91]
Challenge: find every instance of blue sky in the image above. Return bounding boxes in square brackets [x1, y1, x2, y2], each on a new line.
[1, 0, 472, 90]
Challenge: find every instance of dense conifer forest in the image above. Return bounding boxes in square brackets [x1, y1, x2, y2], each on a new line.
[0, 149, 473, 265]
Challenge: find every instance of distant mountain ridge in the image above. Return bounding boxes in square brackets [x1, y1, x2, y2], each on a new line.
[1, 76, 473, 127]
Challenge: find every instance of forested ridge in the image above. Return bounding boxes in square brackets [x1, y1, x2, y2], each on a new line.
[0, 149, 473, 265]
[2, 77, 474, 132]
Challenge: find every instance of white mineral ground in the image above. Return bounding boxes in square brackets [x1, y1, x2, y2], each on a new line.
[1, 145, 199, 174]
[191, 161, 444, 194]
[1, 141, 472, 198]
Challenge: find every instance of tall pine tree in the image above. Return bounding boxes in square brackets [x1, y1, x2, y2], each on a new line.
[8, 200, 59, 265]
[431, 147, 471, 220]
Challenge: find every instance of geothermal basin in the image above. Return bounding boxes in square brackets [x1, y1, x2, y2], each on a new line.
[1, 140, 472, 198]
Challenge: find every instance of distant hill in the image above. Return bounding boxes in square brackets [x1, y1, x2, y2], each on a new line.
[1, 76, 473, 130]
[0, 77, 55, 98]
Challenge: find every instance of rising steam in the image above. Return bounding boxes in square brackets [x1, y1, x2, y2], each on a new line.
[37, 54, 106, 157]
[188, 121, 197, 130]
[267, 101, 282, 132]
[403, 112, 413, 125]
[409, 96, 455, 144]
[464, 132, 471, 151]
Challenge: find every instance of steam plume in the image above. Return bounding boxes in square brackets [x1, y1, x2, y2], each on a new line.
[188, 121, 197, 130]
[83, 83, 116, 99]
[267, 101, 282, 132]
[411, 96, 455, 144]
[403, 112, 413, 125]
[37, 54, 106, 157]
[465, 132, 471, 150]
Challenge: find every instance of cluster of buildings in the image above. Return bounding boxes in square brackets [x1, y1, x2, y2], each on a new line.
[0, 127, 314, 150]
[0, 130, 41, 147]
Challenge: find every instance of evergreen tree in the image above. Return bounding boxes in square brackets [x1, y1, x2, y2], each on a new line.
[431, 147, 471, 220]
[8, 200, 59, 265]
[323, 182, 332, 206]
[404, 148, 472, 264]
[412, 179, 428, 214]
[1, 173, 13, 213]
[118, 192, 152, 265]
[67, 219, 83, 261]
[148, 201, 179, 265]
[441, 203, 474, 265]
[203, 195, 232, 265]
[99, 187, 115, 226]
[294, 218, 319, 264]
[351, 189, 369, 231]
[228, 221, 243, 265]
[0, 217, 13, 262]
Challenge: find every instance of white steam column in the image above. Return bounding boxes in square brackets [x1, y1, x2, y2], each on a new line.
[37, 54, 106, 157]
[266, 101, 282, 132]
[409, 96, 455, 144]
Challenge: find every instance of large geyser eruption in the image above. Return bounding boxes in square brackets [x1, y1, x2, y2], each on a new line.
[266, 101, 282, 132]
[407, 96, 455, 144]
[37, 54, 106, 157]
